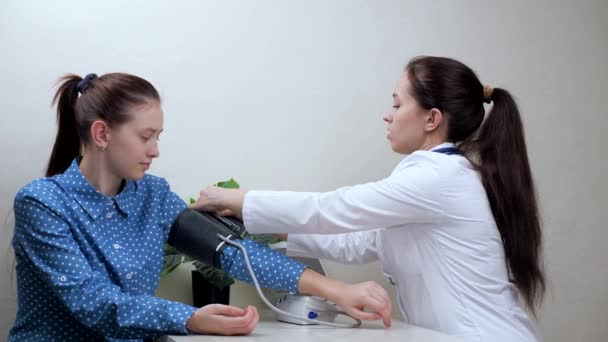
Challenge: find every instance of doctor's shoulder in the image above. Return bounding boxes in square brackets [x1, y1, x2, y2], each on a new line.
[407, 149, 470, 176]
[390, 152, 444, 188]
[394, 150, 445, 175]
[390, 150, 470, 194]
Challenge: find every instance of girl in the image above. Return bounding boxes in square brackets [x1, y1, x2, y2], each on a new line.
[9, 73, 391, 341]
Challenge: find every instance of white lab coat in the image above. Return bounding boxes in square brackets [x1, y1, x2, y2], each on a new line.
[243, 142, 541, 342]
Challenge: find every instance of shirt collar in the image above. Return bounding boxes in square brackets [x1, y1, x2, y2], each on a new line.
[392, 142, 458, 174]
[57, 158, 137, 220]
[429, 141, 456, 151]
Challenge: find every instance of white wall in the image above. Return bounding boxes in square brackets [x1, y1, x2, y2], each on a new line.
[1, 1, 606, 341]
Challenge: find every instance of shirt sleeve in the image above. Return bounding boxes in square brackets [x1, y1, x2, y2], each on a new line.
[243, 160, 443, 234]
[157, 178, 188, 240]
[286, 230, 381, 264]
[152, 177, 306, 294]
[13, 192, 197, 339]
[220, 239, 307, 294]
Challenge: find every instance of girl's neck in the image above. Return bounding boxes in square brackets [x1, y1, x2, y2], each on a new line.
[79, 151, 123, 197]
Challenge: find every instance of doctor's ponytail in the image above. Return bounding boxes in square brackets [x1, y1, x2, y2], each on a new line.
[467, 87, 545, 316]
[406, 56, 545, 316]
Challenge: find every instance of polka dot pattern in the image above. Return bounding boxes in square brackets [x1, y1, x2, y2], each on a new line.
[9, 158, 307, 341]
[9, 158, 196, 341]
[221, 239, 306, 294]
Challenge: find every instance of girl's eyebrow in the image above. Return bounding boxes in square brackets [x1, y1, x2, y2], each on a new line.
[141, 128, 164, 133]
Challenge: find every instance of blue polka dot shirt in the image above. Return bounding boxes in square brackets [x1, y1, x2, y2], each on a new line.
[9, 158, 306, 341]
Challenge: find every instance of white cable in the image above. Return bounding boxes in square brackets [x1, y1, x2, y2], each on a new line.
[217, 234, 361, 328]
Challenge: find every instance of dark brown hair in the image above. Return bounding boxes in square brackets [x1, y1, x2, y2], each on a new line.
[406, 56, 545, 315]
[47, 73, 160, 177]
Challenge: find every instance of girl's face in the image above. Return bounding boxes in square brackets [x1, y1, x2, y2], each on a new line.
[382, 72, 430, 154]
[105, 101, 163, 180]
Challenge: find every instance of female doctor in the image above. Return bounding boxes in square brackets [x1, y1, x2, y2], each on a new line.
[192, 56, 545, 342]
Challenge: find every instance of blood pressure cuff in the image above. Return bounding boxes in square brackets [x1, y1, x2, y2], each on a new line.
[167, 208, 246, 268]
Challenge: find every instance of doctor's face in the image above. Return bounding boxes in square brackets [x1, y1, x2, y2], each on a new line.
[382, 72, 429, 155]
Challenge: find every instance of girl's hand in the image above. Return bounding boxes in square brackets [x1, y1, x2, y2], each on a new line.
[186, 304, 259, 335]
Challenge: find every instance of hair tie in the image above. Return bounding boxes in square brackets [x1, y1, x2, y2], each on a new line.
[76, 73, 98, 94]
[483, 84, 494, 104]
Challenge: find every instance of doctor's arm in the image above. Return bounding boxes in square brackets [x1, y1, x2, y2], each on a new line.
[285, 230, 381, 264]
[217, 238, 391, 327]
[192, 164, 442, 235]
[163, 188, 391, 327]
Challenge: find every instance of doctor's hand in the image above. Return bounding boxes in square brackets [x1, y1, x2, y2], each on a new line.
[190, 186, 247, 218]
[298, 269, 392, 328]
[331, 281, 393, 328]
[186, 304, 259, 335]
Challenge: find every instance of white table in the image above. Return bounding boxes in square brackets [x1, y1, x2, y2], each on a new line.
[162, 316, 464, 342]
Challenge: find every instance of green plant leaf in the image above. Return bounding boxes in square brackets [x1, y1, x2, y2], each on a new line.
[161, 244, 195, 278]
[160, 263, 180, 278]
[249, 234, 283, 245]
[193, 261, 235, 289]
[161, 253, 185, 278]
[215, 178, 240, 189]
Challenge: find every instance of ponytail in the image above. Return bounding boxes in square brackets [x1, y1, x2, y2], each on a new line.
[45, 72, 160, 177]
[468, 88, 545, 315]
[406, 56, 545, 315]
[46, 75, 82, 177]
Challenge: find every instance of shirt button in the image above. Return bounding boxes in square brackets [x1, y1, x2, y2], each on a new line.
[59, 276, 66, 282]
[107, 200, 114, 206]
[106, 213, 113, 219]
[126, 273, 133, 279]
[113, 244, 121, 249]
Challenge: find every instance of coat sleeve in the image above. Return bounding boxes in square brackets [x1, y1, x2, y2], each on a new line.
[243, 160, 443, 234]
[286, 230, 382, 264]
